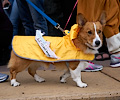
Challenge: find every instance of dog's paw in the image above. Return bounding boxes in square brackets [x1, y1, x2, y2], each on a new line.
[11, 79, 20, 87]
[77, 82, 87, 88]
[60, 76, 66, 83]
[34, 74, 45, 83]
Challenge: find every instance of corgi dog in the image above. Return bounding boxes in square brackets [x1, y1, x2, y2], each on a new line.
[8, 12, 106, 87]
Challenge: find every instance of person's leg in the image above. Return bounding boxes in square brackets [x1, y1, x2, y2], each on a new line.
[101, 0, 120, 67]
[9, 0, 20, 36]
[0, 30, 13, 65]
[16, 0, 35, 36]
[103, 0, 120, 53]
[44, 0, 63, 36]
[28, 0, 48, 35]
[106, 33, 120, 67]
[3, 0, 13, 18]
[61, 0, 77, 30]
[0, 1, 12, 81]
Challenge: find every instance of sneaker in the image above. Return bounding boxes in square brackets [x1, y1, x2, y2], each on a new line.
[82, 62, 103, 72]
[110, 54, 120, 67]
[0, 73, 9, 83]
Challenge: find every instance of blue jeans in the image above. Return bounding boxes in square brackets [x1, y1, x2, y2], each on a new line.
[10, 0, 20, 36]
[16, 0, 48, 36]
[4, 0, 20, 36]
[3, 0, 13, 17]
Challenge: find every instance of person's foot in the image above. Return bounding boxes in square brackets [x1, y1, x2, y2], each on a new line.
[95, 52, 111, 61]
[0, 73, 9, 82]
[110, 53, 120, 67]
[82, 62, 103, 72]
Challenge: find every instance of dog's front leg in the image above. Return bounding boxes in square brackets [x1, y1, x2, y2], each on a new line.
[60, 70, 71, 83]
[70, 61, 88, 88]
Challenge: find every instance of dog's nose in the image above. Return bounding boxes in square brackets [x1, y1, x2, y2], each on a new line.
[95, 40, 100, 46]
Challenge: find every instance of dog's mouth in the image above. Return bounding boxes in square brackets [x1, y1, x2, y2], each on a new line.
[85, 42, 100, 50]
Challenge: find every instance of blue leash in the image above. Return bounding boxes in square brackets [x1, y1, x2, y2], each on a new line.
[26, 0, 65, 35]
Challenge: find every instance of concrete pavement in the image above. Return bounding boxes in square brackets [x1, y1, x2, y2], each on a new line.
[0, 60, 120, 100]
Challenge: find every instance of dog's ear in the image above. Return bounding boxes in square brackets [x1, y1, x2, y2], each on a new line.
[99, 11, 106, 26]
[77, 13, 87, 27]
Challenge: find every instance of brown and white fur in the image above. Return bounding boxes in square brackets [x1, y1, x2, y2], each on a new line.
[8, 12, 106, 87]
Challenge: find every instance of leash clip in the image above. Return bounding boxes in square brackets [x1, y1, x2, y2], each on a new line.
[55, 23, 66, 35]
[55, 23, 60, 29]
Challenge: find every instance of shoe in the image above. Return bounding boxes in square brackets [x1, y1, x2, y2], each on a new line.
[95, 52, 111, 61]
[82, 62, 103, 72]
[0, 73, 9, 83]
[110, 54, 120, 67]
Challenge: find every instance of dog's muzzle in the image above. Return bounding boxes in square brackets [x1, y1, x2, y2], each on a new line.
[95, 40, 100, 47]
[85, 40, 102, 50]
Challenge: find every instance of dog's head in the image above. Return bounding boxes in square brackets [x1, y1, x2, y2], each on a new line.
[73, 12, 106, 54]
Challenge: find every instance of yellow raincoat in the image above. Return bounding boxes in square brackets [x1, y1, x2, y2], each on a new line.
[12, 24, 94, 62]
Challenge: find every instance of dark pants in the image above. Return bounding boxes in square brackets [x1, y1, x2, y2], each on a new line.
[0, 30, 13, 65]
[16, 0, 48, 35]
[0, 1, 13, 65]
[61, 0, 77, 30]
[0, 30, 13, 48]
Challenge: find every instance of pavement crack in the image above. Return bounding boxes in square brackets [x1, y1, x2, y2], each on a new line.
[100, 71, 120, 82]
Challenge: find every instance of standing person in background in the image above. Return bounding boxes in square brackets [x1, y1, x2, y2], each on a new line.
[0, 0, 13, 66]
[16, 0, 48, 36]
[0, 0, 13, 82]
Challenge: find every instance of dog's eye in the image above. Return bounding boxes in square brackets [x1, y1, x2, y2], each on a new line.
[88, 31, 92, 34]
[98, 30, 101, 34]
